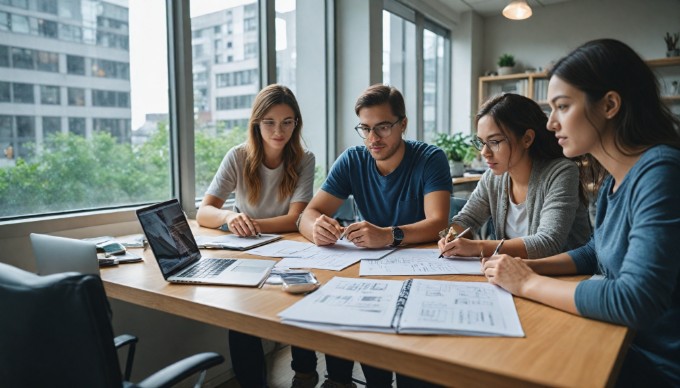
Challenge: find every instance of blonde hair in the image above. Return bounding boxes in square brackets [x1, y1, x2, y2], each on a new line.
[243, 84, 304, 205]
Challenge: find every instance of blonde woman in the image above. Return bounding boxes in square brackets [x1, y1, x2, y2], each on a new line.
[197, 84, 317, 387]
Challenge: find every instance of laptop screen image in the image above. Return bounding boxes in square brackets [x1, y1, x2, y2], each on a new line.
[136, 199, 200, 277]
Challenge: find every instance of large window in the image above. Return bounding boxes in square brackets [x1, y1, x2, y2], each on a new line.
[190, 0, 259, 198]
[0, 0, 170, 219]
[423, 25, 449, 142]
[383, 3, 451, 143]
[383, 10, 416, 139]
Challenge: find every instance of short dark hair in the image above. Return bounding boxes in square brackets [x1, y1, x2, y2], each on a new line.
[354, 84, 406, 118]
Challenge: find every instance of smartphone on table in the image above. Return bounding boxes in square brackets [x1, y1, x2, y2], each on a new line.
[280, 271, 320, 294]
[96, 241, 126, 257]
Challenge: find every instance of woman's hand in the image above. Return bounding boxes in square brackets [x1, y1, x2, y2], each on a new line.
[438, 237, 483, 257]
[481, 254, 537, 296]
[225, 213, 260, 237]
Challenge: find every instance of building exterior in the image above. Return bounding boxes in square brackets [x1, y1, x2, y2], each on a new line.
[190, 2, 296, 135]
[191, 3, 260, 135]
[0, 0, 131, 166]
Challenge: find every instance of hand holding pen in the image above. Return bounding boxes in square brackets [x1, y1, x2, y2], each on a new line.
[491, 238, 505, 256]
[438, 226, 472, 258]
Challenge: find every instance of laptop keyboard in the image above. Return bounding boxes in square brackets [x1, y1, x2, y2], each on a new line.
[176, 258, 236, 278]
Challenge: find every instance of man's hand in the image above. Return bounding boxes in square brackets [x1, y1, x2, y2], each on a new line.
[344, 221, 392, 248]
[312, 214, 343, 246]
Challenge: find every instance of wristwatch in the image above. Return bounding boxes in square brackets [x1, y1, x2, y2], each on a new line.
[390, 226, 404, 247]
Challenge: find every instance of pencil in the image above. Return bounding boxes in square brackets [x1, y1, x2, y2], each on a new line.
[339, 228, 348, 240]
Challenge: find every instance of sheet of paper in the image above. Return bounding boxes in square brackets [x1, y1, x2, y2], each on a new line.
[398, 279, 524, 337]
[275, 255, 359, 271]
[279, 277, 403, 330]
[246, 240, 315, 257]
[194, 234, 281, 249]
[359, 248, 482, 276]
[247, 239, 394, 260]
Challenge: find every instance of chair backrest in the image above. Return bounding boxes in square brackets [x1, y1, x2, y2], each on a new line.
[449, 196, 468, 221]
[0, 262, 122, 387]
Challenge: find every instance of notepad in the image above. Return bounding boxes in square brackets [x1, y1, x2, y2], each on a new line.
[194, 234, 282, 250]
[278, 277, 524, 337]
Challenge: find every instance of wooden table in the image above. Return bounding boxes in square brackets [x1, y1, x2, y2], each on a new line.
[101, 227, 632, 387]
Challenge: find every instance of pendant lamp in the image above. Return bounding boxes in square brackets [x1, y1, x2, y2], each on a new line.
[503, 0, 532, 20]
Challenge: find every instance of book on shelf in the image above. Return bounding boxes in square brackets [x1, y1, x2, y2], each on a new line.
[278, 277, 524, 337]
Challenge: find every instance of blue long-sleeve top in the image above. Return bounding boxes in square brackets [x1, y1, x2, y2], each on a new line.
[568, 145, 680, 385]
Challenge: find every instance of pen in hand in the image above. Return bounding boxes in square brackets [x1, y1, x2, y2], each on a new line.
[438, 226, 472, 258]
[491, 238, 505, 256]
[338, 228, 348, 241]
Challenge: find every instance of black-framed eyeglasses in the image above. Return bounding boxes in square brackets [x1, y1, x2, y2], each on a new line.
[471, 137, 506, 152]
[354, 118, 403, 139]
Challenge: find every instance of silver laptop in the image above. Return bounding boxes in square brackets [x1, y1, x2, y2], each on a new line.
[136, 199, 275, 286]
[30, 233, 99, 276]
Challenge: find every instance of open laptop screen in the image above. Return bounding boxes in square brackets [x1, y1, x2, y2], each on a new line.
[137, 199, 201, 276]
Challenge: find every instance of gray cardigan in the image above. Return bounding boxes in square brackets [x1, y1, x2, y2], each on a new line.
[452, 158, 591, 259]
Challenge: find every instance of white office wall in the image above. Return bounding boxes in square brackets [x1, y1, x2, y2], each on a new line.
[480, 0, 680, 73]
[452, 11, 484, 136]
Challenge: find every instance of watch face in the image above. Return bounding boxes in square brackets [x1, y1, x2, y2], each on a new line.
[393, 227, 404, 240]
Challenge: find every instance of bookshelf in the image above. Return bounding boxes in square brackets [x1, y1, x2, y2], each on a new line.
[478, 57, 680, 113]
[648, 57, 680, 114]
[478, 71, 548, 108]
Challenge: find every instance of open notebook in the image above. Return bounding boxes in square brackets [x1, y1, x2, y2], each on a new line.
[279, 277, 524, 337]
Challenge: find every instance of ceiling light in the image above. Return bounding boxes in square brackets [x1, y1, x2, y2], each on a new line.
[503, 0, 532, 20]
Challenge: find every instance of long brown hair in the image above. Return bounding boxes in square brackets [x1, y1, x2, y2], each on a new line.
[243, 84, 304, 205]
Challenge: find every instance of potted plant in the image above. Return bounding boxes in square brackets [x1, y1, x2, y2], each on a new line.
[434, 132, 476, 177]
[497, 53, 516, 75]
[664, 32, 679, 57]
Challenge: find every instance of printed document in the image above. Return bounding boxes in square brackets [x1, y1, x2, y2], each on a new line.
[194, 234, 282, 250]
[247, 239, 394, 260]
[275, 256, 360, 271]
[278, 277, 524, 337]
[360, 248, 482, 276]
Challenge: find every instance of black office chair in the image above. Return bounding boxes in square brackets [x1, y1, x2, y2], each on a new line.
[0, 262, 224, 387]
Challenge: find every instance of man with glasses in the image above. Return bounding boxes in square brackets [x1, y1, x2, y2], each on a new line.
[297, 84, 451, 387]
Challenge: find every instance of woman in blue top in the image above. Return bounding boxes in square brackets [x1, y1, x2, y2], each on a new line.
[482, 39, 680, 387]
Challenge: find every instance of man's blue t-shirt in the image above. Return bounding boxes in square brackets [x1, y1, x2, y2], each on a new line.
[321, 140, 452, 227]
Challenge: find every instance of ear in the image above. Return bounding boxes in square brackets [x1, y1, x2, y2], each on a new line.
[401, 117, 408, 134]
[523, 129, 535, 148]
[602, 91, 621, 119]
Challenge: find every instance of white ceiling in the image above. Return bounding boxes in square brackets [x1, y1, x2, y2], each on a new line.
[422, 0, 575, 18]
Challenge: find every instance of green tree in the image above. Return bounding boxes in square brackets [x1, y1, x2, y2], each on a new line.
[194, 126, 246, 196]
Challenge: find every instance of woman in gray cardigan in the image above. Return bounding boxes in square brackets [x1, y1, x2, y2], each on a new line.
[439, 93, 591, 259]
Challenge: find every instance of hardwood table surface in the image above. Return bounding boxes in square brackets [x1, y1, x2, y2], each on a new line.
[101, 225, 632, 387]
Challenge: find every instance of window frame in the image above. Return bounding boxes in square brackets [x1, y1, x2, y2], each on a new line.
[0, 0, 450, 238]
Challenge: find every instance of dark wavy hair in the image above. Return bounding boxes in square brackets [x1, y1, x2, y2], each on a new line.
[244, 84, 304, 205]
[548, 38, 680, 193]
[476, 93, 563, 161]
